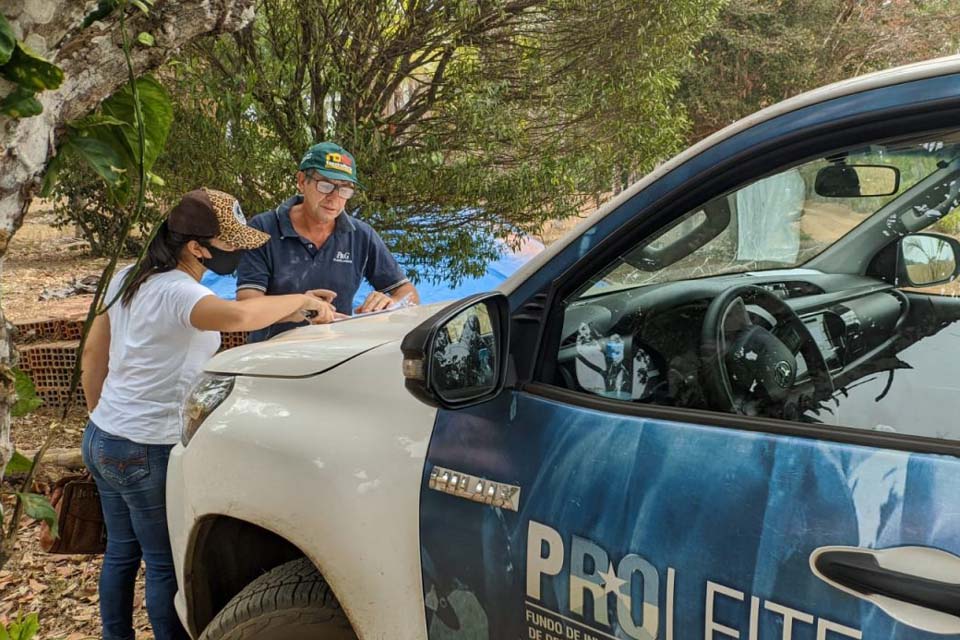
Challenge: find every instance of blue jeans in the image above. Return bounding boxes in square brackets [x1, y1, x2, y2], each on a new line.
[82, 421, 189, 640]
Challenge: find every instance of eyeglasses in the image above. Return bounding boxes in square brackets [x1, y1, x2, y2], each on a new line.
[313, 179, 356, 200]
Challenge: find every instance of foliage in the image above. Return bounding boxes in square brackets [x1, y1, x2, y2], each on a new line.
[1, 368, 55, 554]
[45, 75, 172, 255]
[3, 451, 32, 475]
[50, 155, 160, 257]
[932, 203, 960, 235]
[158, 0, 724, 283]
[0, 612, 40, 640]
[0, 86, 43, 119]
[11, 368, 42, 418]
[680, 0, 960, 141]
[14, 492, 57, 538]
[81, 0, 155, 28]
[44, 75, 173, 205]
[0, 13, 63, 118]
[151, 58, 293, 218]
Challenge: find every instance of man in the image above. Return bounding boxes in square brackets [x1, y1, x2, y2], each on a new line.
[237, 142, 419, 341]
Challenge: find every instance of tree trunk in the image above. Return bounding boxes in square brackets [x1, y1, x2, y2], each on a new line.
[0, 0, 254, 503]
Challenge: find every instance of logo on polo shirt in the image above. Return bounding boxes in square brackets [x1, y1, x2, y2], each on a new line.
[334, 250, 352, 264]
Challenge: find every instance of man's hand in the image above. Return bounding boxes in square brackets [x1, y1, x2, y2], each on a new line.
[355, 290, 394, 314]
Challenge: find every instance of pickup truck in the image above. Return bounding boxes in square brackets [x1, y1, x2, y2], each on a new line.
[168, 56, 960, 640]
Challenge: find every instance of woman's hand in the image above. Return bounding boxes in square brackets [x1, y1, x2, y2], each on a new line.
[300, 292, 337, 324]
[305, 289, 337, 303]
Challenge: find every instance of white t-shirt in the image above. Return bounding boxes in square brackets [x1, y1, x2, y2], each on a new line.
[91, 267, 220, 445]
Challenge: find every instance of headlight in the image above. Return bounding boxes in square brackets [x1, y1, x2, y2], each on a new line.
[181, 374, 235, 446]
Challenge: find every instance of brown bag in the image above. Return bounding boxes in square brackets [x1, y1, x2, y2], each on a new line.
[39, 473, 107, 554]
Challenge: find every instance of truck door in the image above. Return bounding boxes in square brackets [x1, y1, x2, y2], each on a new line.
[418, 72, 960, 640]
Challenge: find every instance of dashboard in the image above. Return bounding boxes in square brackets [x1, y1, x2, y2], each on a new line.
[559, 271, 911, 408]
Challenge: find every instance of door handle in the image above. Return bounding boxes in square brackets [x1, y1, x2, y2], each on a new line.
[810, 545, 960, 635]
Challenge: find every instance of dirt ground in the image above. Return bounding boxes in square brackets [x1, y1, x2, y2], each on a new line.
[2, 215, 114, 325]
[2, 210, 149, 639]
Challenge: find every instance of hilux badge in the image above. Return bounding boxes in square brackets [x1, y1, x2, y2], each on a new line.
[428, 465, 520, 511]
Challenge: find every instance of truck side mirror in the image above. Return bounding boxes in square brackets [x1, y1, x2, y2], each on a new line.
[401, 293, 510, 409]
[900, 233, 960, 287]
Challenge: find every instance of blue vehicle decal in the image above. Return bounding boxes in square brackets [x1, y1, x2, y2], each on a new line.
[419, 391, 960, 640]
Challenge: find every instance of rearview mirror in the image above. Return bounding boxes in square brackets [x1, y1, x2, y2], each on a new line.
[401, 293, 510, 409]
[815, 164, 900, 197]
[900, 233, 960, 287]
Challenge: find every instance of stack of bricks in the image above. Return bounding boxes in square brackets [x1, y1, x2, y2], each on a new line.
[219, 330, 249, 351]
[15, 317, 86, 408]
[13, 315, 248, 409]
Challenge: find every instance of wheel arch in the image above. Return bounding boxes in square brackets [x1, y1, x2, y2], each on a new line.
[183, 514, 352, 638]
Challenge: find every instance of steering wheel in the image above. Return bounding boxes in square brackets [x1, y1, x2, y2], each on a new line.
[700, 285, 832, 417]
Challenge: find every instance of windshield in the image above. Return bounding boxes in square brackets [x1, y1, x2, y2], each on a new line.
[579, 134, 960, 298]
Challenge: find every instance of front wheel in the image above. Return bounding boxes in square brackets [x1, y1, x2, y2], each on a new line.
[199, 557, 357, 640]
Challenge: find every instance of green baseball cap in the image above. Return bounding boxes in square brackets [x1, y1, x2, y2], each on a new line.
[299, 141, 362, 186]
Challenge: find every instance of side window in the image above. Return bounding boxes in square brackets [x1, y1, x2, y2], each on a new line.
[547, 132, 960, 443]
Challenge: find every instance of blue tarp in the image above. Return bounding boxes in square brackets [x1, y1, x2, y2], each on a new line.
[199, 236, 545, 309]
[200, 270, 240, 299]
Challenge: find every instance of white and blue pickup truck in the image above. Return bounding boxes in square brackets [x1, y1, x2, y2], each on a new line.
[168, 56, 960, 640]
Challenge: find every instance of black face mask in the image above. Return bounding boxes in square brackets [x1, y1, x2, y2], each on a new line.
[200, 244, 243, 275]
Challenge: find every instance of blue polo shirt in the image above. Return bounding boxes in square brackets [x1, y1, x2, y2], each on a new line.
[237, 195, 409, 341]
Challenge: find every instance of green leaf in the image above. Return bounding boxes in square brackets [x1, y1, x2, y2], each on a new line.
[40, 147, 67, 198]
[0, 42, 64, 92]
[66, 136, 126, 187]
[5, 450, 33, 475]
[70, 114, 130, 129]
[136, 32, 155, 47]
[0, 620, 9, 640]
[15, 612, 39, 640]
[24, 613, 41, 640]
[147, 171, 165, 186]
[0, 14, 16, 66]
[0, 86, 42, 118]
[130, 0, 151, 13]
[16, 492, 58, 539]
[99, 75, 173, 174]
[11, 367, 42, 418]
[9, 612, 39, 640]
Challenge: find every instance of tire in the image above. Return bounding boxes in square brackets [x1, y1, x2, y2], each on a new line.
[199, 557, 357, 640]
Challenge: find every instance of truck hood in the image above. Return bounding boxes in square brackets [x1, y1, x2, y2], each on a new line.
[205, 303, 448, 378]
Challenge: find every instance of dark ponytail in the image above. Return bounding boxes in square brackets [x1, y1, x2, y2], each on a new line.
[120, 221, 210, 306]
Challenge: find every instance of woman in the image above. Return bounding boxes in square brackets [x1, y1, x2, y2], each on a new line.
[80, 188, 335, 640]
